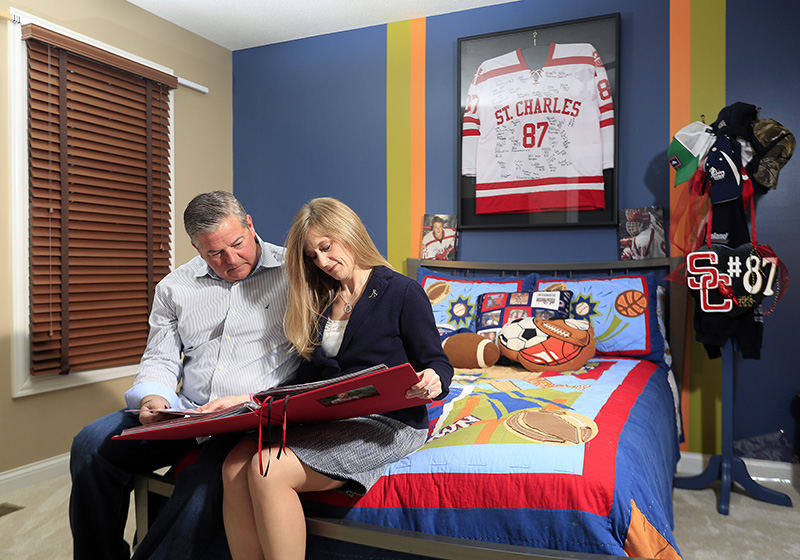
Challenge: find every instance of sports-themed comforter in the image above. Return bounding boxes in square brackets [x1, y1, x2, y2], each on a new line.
[303, 358, 682, 559]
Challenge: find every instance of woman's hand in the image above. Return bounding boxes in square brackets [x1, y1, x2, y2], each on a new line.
[193, 394, 253, 414]
[406, 368, 442, 400]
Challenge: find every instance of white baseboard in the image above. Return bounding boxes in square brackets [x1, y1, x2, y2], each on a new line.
[0, 453, 70, 497]
[677, 451, 799, 484]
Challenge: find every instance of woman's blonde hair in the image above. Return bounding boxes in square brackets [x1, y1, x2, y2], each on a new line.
[284, 197, 392, 359]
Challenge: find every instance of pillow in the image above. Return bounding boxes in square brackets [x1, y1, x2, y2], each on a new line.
[497, 316, 595, 372]
[475, 290, 573, 341]
[442, 332, 500, 368]
[533, 273, 665, 362]
[417, 266, 525, 337]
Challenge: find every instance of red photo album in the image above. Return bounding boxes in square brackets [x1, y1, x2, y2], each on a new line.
[113, 363, 426, 441]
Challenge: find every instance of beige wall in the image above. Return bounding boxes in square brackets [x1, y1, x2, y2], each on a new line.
[0, 0, 232, 471]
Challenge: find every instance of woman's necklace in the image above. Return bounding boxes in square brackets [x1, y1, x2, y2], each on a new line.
[339, 273, 369, 314]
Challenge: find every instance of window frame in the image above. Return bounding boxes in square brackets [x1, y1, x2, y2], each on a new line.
[9, 10, 176, 397]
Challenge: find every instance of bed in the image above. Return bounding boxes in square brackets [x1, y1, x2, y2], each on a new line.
[300, 257, 683, 559]
[134, 257, 683, 559]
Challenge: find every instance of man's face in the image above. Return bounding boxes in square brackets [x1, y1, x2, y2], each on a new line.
[192, 214, 260, 282]
[432, 221, 444, 240]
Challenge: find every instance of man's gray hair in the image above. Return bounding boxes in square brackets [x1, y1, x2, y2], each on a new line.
[183, 191, 248, 242]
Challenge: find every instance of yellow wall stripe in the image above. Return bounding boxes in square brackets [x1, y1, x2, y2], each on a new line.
[670, 0, 727, 454]
[386, 19, 426, 273]
[386, 21, 413, 272]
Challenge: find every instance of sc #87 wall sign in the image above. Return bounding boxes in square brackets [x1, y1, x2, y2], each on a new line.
[686, 243, 778, 316]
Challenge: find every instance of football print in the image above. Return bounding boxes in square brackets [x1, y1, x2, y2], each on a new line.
[424, 280, 451, 305]
[517, 318, 595, 372]
[504, 408, 598, 445]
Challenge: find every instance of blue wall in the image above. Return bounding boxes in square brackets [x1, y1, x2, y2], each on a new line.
[726, 0, 800, 450]
[233, 26, 388, 249]
[424, 0, 669, 261]
[233, 0, 799, 453]
[234, 0, 670, 260]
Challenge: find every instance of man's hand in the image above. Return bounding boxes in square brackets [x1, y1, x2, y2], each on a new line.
[138, 395, 171, 425]
[194, 394, 252, 414]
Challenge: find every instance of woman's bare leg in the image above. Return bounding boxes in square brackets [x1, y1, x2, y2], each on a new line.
[222, 439, 263, 560]
[246, 447, 344, 560]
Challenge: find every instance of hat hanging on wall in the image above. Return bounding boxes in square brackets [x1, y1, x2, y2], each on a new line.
[705, 133, 744, 205]
[711, 101, 759, 137]
[668, 121, 715, 186]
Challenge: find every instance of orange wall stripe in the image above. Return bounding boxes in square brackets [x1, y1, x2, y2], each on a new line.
[670, 0, 693, 452]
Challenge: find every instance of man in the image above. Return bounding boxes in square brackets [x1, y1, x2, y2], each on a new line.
[69, 191, 298, 560]
[421, 215, 456, 260]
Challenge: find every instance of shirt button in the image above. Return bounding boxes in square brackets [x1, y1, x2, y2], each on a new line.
[226, 336, 231, 341]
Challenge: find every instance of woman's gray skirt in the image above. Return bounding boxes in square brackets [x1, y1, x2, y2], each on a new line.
[282, 414, 428, 496]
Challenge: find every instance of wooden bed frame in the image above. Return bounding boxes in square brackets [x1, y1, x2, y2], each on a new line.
[132, 257, 675, 560]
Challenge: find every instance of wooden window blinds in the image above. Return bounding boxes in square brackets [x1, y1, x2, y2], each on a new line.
[23, 24, 176, 376]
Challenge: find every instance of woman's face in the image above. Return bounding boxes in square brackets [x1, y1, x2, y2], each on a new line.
[303, 227, 355, 282]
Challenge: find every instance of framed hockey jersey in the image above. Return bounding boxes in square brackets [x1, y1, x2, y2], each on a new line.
[458, 14, 620, 229]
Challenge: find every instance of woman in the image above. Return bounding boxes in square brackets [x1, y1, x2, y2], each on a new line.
[221, 197, 453, 560]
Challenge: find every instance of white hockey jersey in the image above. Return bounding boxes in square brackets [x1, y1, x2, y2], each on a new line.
[462, 43, 614, 214]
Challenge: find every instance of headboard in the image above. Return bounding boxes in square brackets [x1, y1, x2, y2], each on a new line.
[407, 257, 671, 281]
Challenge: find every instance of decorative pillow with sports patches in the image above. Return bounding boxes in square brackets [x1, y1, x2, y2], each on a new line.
[417, 267, 525, 337]
[475, 290, 572, 342]
[533, 274, 665, 362]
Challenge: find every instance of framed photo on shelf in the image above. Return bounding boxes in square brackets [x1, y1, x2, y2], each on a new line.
[420, 213, 458, 261]
[458, 13, 620, 229]
[618, 205, 667, 260]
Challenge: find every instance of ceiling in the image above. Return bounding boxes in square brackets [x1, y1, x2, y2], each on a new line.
[125, 0, 516, 51]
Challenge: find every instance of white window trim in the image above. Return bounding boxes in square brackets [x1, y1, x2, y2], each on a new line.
[8, 10, 176, 398]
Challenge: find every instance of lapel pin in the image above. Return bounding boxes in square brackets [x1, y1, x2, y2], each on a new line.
[368, 289, 378, 298]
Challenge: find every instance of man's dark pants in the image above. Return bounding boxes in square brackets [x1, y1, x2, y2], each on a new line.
[70, 410, 236, 560]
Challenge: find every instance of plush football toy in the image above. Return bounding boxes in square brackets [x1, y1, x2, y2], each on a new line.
[497, 317, 595, 372]
[442, 332, 500, 369]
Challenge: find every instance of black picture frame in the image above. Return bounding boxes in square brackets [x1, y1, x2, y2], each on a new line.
[457, 13, 620, 229]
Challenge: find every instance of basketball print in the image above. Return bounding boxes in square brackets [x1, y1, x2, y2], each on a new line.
[614, 289, 647, 317]
[425, 281, 451, 305]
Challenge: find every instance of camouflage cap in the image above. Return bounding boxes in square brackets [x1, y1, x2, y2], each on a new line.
[751, 118, 795, 190]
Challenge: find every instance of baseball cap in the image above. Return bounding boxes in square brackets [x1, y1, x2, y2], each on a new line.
[705, 134, 742, 204]
[668, 121, 715, 186]
[749, 118, 795, 190]
[711, 102, 758, 137]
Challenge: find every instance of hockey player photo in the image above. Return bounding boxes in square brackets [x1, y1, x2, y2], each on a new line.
[421, 214, 458, 261]
[618, 206, 667, 260]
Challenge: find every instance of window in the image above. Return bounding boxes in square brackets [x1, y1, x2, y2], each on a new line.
[10, 15, 177, 394]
